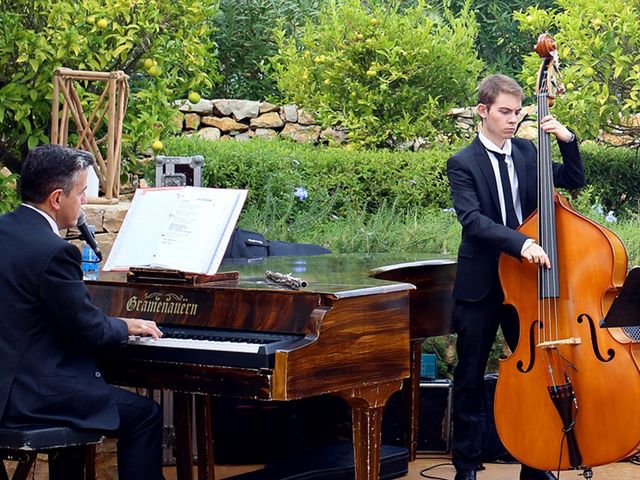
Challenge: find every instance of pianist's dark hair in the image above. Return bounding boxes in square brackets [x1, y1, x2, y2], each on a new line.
[19, 144, 95, 204]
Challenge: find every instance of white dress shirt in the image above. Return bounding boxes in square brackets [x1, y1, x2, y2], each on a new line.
[478, 132, 523, 226]
[478, 133, 533, 255]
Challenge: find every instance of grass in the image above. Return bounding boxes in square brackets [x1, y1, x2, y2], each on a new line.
[237, 201, 462, 256]
[236, 196, 640, 266]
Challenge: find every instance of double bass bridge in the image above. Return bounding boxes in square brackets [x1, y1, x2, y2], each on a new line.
[537, 337, 582, 349]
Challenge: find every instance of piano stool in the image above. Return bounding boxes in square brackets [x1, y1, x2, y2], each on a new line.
[227, 442, 408, 480]
[0, 425, 102, 480]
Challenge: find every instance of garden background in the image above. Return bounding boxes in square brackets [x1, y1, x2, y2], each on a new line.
[1, 0, 639, 373]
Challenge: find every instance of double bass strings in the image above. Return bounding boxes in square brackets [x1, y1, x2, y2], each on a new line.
[536, 68, 561, 370]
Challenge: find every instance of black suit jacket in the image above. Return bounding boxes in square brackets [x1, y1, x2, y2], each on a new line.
[447, 136, 585, 301]
[0, 206, 128, 430]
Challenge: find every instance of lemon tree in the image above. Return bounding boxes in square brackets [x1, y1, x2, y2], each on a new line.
[516, 0, 640, 145]
[0, 0, 221, 171]
[269, 0, 482, 147]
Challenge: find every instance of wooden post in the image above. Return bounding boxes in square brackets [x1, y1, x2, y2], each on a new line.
[50, 67, 129, 203]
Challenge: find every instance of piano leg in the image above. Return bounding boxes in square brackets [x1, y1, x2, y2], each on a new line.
[339, 380, 403, 480]
[174, 392, 194, 480]
[194, 395, 215, 480]
[174, 394, 216, 480]
[404, 340, 424, 461]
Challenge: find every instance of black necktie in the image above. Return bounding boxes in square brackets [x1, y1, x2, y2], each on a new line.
[493, 152, 519, 229]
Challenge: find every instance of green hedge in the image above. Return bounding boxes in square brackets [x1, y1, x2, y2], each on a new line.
[162, 136, 640, 219]
[162, 136, 457, 215]
[581, 142, 640, 217]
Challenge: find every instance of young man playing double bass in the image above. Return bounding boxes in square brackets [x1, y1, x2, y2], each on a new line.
[446, 74, 585, 480]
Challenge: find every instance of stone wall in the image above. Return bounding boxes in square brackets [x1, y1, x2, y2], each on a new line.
[174, 97, 548, 149]
[175, 98, 347, 145]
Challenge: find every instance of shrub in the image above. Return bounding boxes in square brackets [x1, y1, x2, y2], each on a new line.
[212, 0, 320, 100]
[0, 173, 19, 214]
[269, 0, 483, 147]
[0, 0, 220, 168]
[444, 0, 556, 79]
[161, 136, 456, 217]
[155, 135, 640, 264]
[580, 142, 640, 217]
[516, 0, 640, 144]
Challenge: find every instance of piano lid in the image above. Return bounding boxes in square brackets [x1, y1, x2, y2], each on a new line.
[217, 253, 452, 297]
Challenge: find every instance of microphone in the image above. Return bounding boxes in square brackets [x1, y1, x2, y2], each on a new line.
[77, 211, 103, 262]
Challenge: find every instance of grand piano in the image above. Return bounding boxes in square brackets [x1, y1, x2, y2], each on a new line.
[88, 253, 455, 480]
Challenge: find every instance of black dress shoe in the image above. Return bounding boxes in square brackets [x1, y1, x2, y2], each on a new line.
[454, 469, 477, 480]
[520, 464, 558, 480]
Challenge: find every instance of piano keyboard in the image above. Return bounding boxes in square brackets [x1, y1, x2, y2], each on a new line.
[128, 336, 264, 353]
[124, 326, 305, 369]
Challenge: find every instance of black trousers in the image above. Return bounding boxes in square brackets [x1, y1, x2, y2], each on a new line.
[451, 284, 518, 472]
[108, 386, 163, 480]
[48, 386, 163, 480]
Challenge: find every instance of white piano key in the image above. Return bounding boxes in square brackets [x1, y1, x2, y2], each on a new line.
[128, 335, 262, 353]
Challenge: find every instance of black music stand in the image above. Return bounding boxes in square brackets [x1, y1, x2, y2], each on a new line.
[600, 267, 640, 328]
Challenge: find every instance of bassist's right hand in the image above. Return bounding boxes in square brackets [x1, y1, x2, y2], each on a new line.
[522, 242, 551, 269]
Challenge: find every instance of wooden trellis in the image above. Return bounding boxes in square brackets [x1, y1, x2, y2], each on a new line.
[50, 67, 129, 203]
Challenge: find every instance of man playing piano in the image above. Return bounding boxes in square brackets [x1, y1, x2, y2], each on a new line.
[0, 145, 164, 479]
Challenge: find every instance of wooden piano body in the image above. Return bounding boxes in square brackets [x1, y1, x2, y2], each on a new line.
[89, 254, 446, 480]
[89, 254, 456, 479]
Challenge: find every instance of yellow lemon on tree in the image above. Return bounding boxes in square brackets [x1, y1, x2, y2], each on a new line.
[188, 91, 201, 104]
[148, 65, 161, 77]
[96, 18, 108, 30]
[87, 16, 96, 25]
[144, 58, 154, 69]
[152, 140, 164, 152]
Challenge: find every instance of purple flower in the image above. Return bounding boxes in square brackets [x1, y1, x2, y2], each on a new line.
[605, 210, 617, 223]
[591, 203, 605, 216]
[293, 186, 308, 201]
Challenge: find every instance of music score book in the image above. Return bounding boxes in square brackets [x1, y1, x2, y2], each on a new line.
[103, 186, 247, 275]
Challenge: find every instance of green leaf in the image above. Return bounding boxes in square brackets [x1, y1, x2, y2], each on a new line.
[27, 135, 39, 150]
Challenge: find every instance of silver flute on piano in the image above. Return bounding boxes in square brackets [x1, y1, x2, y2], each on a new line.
[265, 270, 307, 289]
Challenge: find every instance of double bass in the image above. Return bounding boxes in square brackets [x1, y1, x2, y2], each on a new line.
[493, 34, 640, 475]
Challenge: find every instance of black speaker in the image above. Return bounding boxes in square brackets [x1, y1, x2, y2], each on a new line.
[417, 380, 453, 452]
[381, 379, 452, 453]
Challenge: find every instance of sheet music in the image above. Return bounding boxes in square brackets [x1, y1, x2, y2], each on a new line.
[104, 186, 247, 274]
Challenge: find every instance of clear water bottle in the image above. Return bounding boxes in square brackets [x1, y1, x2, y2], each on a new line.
[81, 225, 100, 280]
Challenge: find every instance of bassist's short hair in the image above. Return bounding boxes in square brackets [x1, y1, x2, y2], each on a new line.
[477, 74, 524, 107]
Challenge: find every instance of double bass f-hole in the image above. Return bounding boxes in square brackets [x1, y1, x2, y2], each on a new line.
[577, 313, 615, 363]
[517, 319, 541, 374]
